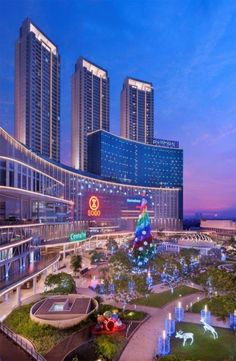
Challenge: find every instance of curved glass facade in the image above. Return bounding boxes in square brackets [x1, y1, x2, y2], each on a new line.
[87, 130, 183, 188]
[0, 128, 182, 230]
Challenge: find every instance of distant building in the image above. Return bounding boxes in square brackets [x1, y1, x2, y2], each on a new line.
[15, 18, 60, 162]
[201, 219, 236, 236]
[120, 77, 154, 144]
[71, 57, 110, 171]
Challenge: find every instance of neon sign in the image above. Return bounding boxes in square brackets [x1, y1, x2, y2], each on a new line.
[69, 231, 87, 242]
[88, 195, 101, 217]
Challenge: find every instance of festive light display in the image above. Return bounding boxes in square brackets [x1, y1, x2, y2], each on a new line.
[165, 312, 176, 336]
[158, 330, 171, 356]
[200, 304, 211, 324]
[146, 269, 153, 288]
[129, 197, 155, 267]
[175, 330, 194, 346]
[175, 301, 185, 322]
[91, 309, 126, 335]
[200, 317, 218, 339]
[229, 310, 236, 331]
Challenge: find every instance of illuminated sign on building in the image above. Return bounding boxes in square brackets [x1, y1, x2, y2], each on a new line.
[126, 198, 141, 204]
[88, 195, 101, 217]
[153, 138, 179, 149]
[69, 231, 87, 242]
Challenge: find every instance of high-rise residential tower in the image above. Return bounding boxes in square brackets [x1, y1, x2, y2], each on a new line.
[15, 18, 60, 162]
[71, 57, 110, 171]
[120, 77, 154, 144]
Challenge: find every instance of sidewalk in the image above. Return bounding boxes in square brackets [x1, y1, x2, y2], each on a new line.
[119, 292, 208, 361]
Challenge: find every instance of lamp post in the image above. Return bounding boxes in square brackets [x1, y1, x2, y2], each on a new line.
[175, 301, 184, 322]
[165, 312, 176, 336]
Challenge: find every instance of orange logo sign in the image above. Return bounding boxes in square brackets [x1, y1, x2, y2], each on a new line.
[88, 196, 101, 217]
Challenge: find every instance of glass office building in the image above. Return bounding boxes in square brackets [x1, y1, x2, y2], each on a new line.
[87, 130, 183, 188]
[15, 18, 61, 162]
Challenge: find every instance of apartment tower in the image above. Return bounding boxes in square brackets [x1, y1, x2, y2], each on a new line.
[15, 18, 60, 162]
[120, 77, 154, 144]
[71, 57, 109, 170]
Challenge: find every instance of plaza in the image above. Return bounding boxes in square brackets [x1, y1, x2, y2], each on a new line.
[0, 2, 236, 361]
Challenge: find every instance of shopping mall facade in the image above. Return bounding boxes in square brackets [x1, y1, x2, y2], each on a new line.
[0, 126, 183, 302]
[0, 127, 183, 231]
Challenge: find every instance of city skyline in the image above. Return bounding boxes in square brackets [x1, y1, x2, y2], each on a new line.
[0, 0, 236, 217]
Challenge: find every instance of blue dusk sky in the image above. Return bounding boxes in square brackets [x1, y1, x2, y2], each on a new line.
[0, 0, 236, 217]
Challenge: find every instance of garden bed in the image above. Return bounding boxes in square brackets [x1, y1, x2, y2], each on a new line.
[3, 303, 93, 355]
[3, 302, 146, 356]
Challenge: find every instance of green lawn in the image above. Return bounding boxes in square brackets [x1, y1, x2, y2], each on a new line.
[4, 303, 146, 356]
[190, 295, 236, 320]
[133, 286, 199, 308]
[170, 322, 236, 361]
[98, 303, 147, 321]
[4, 303, 92, 355]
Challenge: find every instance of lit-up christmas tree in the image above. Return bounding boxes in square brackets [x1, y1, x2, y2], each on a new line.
[129, 197, 155, 267]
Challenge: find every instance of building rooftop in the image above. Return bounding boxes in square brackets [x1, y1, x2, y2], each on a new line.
[124, 76, 153, 91]
[75, 57, 108, 78]
[20, 18, 58, 55]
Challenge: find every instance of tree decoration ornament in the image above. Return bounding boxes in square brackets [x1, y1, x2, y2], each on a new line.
[129, 197, 155, 267]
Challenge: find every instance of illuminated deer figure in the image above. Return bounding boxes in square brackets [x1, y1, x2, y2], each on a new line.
[200, 318, 218, 339]
[175, 330, 194, 346]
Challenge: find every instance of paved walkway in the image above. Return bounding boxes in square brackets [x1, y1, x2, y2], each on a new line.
[0, 331, 33, 361]
[45, 326, 90, 361]
[119, 291, 228, 361]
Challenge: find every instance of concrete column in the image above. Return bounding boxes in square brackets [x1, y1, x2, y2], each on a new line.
[16, 286, 21, 306]
[33, 277, 37, 295]
[63, 244, 66, 265]
[4, 293, 9, 303]
[44, 268, 48, 279]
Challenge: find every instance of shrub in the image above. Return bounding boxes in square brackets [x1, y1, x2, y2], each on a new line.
[191, 295, 236, 320]
[44, 272, 76, 294]
[95, 334, 124, 361]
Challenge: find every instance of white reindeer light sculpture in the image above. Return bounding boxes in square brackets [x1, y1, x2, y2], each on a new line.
[200, 318, 218, 339]
[175, 330, 194, 346]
